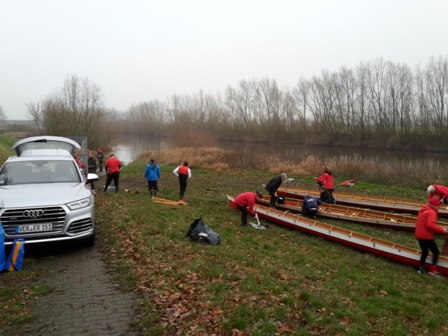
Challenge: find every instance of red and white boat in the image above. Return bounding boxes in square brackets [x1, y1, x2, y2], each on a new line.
[258, 195, 448, 232]
[228, 195, 448, 276]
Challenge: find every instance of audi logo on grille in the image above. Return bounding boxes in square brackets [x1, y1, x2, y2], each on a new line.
[23, 209, 45, 218]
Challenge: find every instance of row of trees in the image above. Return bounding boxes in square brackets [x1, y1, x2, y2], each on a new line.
[26, 56, 448, 150]
[125, 56, 448, 148]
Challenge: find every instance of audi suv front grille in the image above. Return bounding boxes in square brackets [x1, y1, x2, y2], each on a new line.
[1, 206, 66, 235]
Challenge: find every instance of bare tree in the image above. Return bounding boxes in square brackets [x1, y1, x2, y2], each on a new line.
[0, 105, 6, 123]
[27, 75, 113, 149]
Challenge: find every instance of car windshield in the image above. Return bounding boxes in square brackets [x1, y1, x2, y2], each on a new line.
[0, 160, 81, 185]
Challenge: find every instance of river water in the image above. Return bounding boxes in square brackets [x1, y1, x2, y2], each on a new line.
[112, 136, 448, 169]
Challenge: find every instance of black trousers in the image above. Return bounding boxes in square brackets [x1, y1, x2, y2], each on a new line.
[178, 175, 188, 199]
[147, 180, 158, 191]
[265, 187, 277, 206]
[303, 208, 318, 218]
[417, 239, 440, 266]
[104, 172, 120, 192]
[237, 205, 248, 225]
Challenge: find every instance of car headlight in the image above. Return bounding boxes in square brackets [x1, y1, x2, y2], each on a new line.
[67, 197, 91, 210]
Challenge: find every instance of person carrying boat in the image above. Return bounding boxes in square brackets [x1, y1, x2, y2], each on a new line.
[301, 194, 322, 219]
[315, 166, 334, 201]
[415, 197, 448, 276]
[265, 173, 287, 208]
[234, 191, 263, 227]
[427, 184, 448, 204]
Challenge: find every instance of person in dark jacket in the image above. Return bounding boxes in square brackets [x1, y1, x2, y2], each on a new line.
[87, 150, 97, 193]
[234, 191, 263, 226]
[415, 197, 448, 275]
[301, 194, 322, 219]
[97, 148, 105, 172]
[265, 173, 287, 207]
[173, 161, 191, 203]
[144, 159, 161, 198]
[319, 186, 334, 204]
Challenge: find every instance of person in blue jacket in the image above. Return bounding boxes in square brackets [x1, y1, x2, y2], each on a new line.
[144, 159, 161, 197]
[301, 194, 322, 219]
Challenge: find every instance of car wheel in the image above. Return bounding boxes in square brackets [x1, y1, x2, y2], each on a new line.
[83, 233, 96, 247]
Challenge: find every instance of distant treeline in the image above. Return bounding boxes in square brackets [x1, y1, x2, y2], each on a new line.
[122, 56, 448, 151]
[22, 57, 448, 152]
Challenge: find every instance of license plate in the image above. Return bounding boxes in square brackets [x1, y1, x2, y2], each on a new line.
[16, 223, 53, 233]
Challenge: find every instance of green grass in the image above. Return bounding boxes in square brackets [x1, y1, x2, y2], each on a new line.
[1, 134, 448, 335]
[95, 161, 448, 335]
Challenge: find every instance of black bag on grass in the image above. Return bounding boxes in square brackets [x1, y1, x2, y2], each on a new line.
[186, 218, 221, 245]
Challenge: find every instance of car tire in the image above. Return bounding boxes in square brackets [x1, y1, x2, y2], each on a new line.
[83, 233, 96, 247]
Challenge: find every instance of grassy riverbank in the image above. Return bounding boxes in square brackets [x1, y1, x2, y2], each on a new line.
[1, 136, 448, 335]
[94, 156, 448, 336]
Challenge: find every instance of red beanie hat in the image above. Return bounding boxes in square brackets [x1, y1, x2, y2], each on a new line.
[428, 197, 441, 207]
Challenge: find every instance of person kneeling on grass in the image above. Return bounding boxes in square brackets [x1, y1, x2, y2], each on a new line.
[301, 194, 322, 219]
[415, 196, 448, 276]
[234, 191, 263, 227]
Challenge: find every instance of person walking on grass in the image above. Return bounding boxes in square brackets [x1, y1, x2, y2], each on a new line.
[234, 191, 263, 227]
[173, 161, 191, 203]
[144, 159, 160, 198]
[265, 173, 287, 208]
[103, 153, 121, 192]
[427, 184, 448, 204]
[415, 197, 448, 276]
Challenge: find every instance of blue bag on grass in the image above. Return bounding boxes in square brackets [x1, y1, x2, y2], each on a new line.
[6, 239, 25, 271]
[0, 222, 6, 271]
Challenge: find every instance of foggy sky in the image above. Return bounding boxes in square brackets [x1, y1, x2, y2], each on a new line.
[1, 0, 447, 120]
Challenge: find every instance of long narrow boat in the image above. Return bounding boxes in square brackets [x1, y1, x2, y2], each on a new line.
[258, 195, 448, 231]
[228, 195, 448, 276]
[275, 185, 448, 217]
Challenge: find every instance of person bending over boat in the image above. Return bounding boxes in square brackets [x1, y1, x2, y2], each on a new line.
[234, 191, 263, 227]
[427, 184, 448, 204]
[265, 173, 287, 208]
[319, 186, 335, 204]
[301, 195, 322, 219]
[415, 197, 448, 276]
[315, 166, 334, 200]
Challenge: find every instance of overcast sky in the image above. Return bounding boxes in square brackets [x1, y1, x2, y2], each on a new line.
[1, 0, 447, 120]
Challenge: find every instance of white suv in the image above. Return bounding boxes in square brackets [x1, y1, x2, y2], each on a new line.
[0, 136, 98, 245]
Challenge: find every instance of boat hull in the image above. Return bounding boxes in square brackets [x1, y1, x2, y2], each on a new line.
[258, 196, 448, 232]
[275, 186, 448, 217]
[228, 196, 448, 276]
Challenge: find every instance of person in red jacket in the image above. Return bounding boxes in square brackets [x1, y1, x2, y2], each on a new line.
[234, 191, 263, 227]
[103, 153, 121, 192]
[173, 161, 191, 203]
[315, 166, 334, 202]
[415, 197, 448, 275]
[427, 184, 448, 204]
